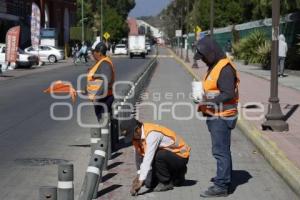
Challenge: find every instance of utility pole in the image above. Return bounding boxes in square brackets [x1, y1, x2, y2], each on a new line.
[210, 0, 214, 36]
[180, 7, 183, 59]
[81, 0, 84, 42]
[185, 0, 190, 63]
[100, 0, 103, 41]
[262, 0, 288, 132]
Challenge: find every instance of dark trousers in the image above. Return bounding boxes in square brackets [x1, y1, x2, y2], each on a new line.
[146, 149, 188, 187]
[206, 117, 237, 189]
[94, 96, 114, 121]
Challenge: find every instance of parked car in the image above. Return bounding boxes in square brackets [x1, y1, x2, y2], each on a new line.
[25, 45, 64, 63]
[16, 49, 39, 68]
[0, 44, 6, 69]
[146, 42, 151, 53]
[0, 44, 38, 69]
[114, 44, 128, 55]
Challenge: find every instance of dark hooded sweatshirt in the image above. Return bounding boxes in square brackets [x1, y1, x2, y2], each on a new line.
[195, 36, 237, 104]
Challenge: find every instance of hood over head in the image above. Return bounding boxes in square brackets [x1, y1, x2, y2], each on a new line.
[194, 36, 226, 68]
[279, 34, 286, 42]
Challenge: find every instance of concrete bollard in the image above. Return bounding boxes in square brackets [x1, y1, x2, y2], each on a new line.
[78, 142, 106, 200]
[57, 164, 74, 200]
[39, 186, 57, 200]
[90, 128, 101, 155]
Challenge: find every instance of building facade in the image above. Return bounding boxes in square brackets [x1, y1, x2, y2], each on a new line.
[0, 0, 76, 48]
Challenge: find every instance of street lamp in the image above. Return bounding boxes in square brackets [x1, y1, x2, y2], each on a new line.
[180, 7, 184, 59]
[185, 0, 190, 63]
[81, 0, 84, 42]
[262, 0, 289, 132]
[100, 0, 103, 41]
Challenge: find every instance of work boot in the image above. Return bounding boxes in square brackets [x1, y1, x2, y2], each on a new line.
[200, 185, 228, 198]
[153, 182, 173, 192]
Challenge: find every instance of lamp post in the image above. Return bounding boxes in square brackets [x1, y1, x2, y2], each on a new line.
[81, 0, 84, 42]
[180, 7, 183, 59]
[100, 0, 103, 41]
[185, 0, 190, 63]
[210, 0, 214, 36]
[262, 0, 288, 132]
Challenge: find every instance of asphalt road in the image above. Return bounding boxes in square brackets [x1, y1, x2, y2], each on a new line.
[0, 53, 154, 199]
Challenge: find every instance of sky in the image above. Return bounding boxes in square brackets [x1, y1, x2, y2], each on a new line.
[129, 0, 172, 17]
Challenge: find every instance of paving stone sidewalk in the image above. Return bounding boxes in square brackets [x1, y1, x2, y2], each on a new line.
[97, 47, 298, 200]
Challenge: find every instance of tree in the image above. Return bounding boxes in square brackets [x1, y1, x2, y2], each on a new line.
[74, 0, 136, 42]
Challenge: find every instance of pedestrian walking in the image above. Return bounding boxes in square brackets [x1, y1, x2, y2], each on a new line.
[121, 119, 190, 196]
[225, 40, 233, 59]
[278, 34, 288, 77]
[79, 42, 88, 63]
[87, 41, 115, 122]
[194, 36, 240, 198]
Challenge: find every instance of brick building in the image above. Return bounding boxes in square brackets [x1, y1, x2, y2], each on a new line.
[0, 0, 76, 48]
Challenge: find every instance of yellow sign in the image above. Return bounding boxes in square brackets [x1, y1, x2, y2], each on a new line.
[195, 26, 202, 34]
[103, 32, 110, 40]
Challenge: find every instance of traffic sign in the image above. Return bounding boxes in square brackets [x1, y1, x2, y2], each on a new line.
[175, 30, 182, 37]
[195, 26, 202, 34]
[103, 32, 110, 40]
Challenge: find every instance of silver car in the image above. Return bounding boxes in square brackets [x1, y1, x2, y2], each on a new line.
[25, 45, 64, 63]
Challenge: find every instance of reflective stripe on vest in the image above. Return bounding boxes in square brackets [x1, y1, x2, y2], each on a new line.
[87, 57, 115, 101]
[199, 58, 240, 117]
[133, 123, 191, 159]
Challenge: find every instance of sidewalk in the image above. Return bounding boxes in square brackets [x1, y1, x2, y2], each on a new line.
[97, 47, 298, 199]
[173, 47, 300, 196]
[234, 61, 300, 91]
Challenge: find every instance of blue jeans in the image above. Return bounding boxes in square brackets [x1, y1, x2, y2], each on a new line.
[206, 117, 237, 189]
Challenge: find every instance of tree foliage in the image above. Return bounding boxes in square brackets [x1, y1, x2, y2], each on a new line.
[160, 0, 300, 39]
[75, 0, 135, 42]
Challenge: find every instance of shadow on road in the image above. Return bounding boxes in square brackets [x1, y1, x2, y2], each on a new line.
[102, 173, 118, 182]
[98, 184, 122, 197]
[229, 170, 252, 194]
[283, 104, 299, 121]
[107, 161, 124, 170]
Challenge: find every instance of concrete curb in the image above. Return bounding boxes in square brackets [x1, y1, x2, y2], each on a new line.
[167, 48, 300, 197]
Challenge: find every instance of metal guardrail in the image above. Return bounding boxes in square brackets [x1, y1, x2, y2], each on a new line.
[39, 48, 158, 200]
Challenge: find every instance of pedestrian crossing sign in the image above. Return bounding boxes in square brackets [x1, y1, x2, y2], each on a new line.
[195, 26, 202, 34]
[103, 32, 110, 40]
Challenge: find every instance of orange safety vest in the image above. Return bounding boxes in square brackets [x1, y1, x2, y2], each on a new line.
[199, 58, 239, 117]
[133, 123, 191, 159]
[87, 57, 115, 101]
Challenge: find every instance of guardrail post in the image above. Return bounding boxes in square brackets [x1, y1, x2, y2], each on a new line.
[57, 164, 74, 200]
[92, 141, 107, 199]
[39, 186, 57, 200]
[78, 141, 107, 200]
[101, 113, 111, 170]
[90, 128, 101, 155]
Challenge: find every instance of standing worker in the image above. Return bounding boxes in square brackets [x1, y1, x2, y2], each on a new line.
[278, 34, 288, 77]
[87, 41, 115, 122]
[122, 119, 190, 196]
[194, 36, 239, 198]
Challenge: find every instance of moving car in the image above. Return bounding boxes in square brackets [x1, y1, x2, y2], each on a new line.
[146, 42, 151, 53]
[128, 35, 147, 59]
[25, 45, 64, 63]
[114, 44, 128, 55]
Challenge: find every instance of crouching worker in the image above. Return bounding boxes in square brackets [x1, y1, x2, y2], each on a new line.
[123, 119, 191, 196]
